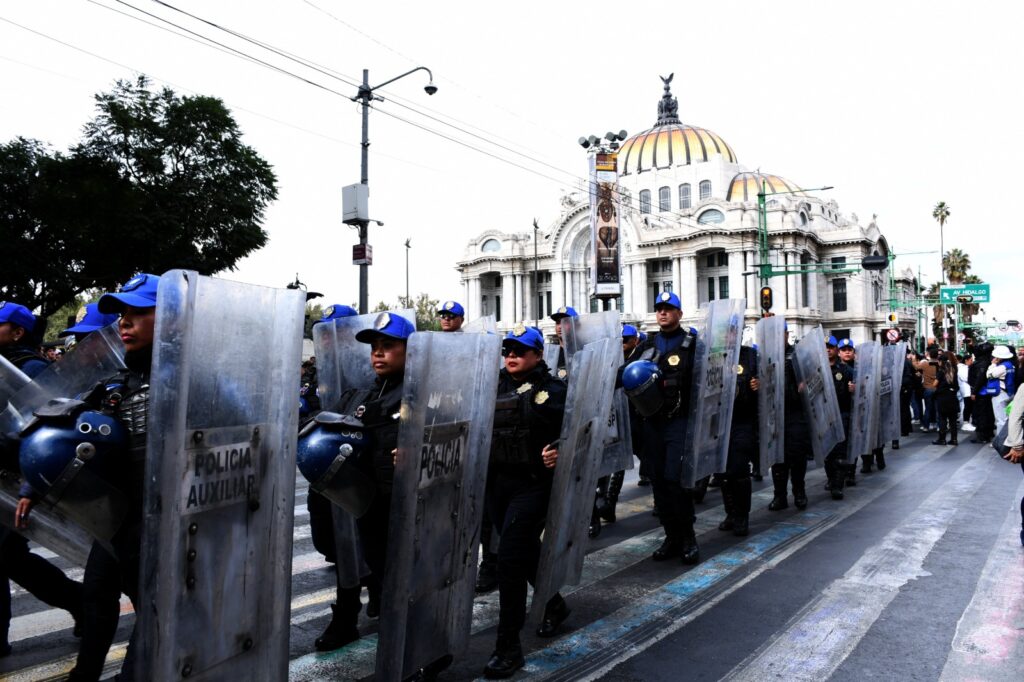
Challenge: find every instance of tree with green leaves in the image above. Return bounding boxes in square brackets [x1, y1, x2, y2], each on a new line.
[932, 201, 950, 284]
[1, 76, 277, 321]
[942, 248, 971, 284]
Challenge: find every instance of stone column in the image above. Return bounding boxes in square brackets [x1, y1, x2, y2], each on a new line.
[746, 250, 758, 311]
[514, 273, 523, 321]
[621, 264, 633, 317]
[553, 269, 565, 309]
[680, 255, 698, 313]
[728, 250, 745, 304]
[501, 272, 515, 324]
[672, 256, 683, 297]
[634, 261, 648, 313]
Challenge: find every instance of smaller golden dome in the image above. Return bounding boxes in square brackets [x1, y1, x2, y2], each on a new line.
[727, 172, 804, 203]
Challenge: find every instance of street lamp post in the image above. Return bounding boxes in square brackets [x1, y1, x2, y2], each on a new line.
[404, 238, 411, 305]
[350, 66, 436, 313]
[532, 219, 540, 320]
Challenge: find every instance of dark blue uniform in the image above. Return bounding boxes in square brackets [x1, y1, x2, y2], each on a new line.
[824, 359, 854, 497]
[717, 345, 758, 535]
[769, 346, 812, 510]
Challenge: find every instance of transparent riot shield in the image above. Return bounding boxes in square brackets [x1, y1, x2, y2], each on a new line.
[0, 324, 125, 433]
[136, 271, 305, 681]
[543, 343, 562, 377]
[530, 337, 619, 626]
[311, 309, 416, 588]
[462, 314, 496, 334]
[792, 327, 845, 465]
[846, 341, 881, 460]
[683, 299, 746, 486]
[376, 331, 500, 681]
[876, 342, 906, 446]
[561, 311, 633, 475]
[0, 355, 30, 434]
[755, 316, 786, 472]
[0, 472, 92, 566]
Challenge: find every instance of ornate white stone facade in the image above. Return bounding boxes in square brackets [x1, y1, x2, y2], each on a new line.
[456, 82, 915, 345]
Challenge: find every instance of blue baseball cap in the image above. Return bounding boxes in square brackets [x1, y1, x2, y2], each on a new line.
[826, 335, 839, 347]
[837, 338, 855, 350]
[638, 331, 648, 342]
[550, 306, 578, 322]
[316, 304, 358, 324]
[654, 291, 681, 310]
[355, 311, 415, 343]
[0, 301, 37, 332]
[62, 303, 119, 336]
[98, 273, 161, 314]
[622, 324, 639, 339]
[437, 300, 465, 317]
[502, 323, 544, 353]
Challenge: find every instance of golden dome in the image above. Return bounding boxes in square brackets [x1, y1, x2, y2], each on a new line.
[617, 76, 737, 176]
[727, 172, 804, 203]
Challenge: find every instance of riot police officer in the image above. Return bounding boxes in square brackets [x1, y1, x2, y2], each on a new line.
[769, 326, 812, 511]
[633, 291, 701, 564]
[483, 324, 567, 679]
[717, 344, 759, 536]
[0, 301, 84, 659]
[550, 306, 578, 380]
[824, 335, 855, 499]
[438, 300, 465, 332]
[837, 338, 859, 486]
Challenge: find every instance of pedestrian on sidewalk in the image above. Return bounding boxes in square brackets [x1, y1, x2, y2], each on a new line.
[1000, 384, 1024, 546]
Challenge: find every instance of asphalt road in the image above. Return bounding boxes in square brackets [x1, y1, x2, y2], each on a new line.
[3, 429, 1022, 681]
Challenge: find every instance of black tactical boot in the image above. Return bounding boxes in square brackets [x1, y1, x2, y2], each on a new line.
[588, 503, 602, 539]
[932, 435, 947, 445]
[860, 454, 874, 474]
[732, 477, 751, 537]
[476, 552, 499, 593]
[793, 483, 808, 510]
[892, 439, 900, 450]
[692, 476, 710, 504]
[405, 654, 453, 681]
[875, 450, 886, 470]
[949, 434, 958, 446]
[315, 605, 359, 651]
[483, 635, 524, 679]
[598, 471, 624, 523]
[768, 465, 789, 511]
[718, 477, 736, 531]
[844, 462, 857, 487]
[680, 526, 701, 565]
[366, 582, 381, 618]
[652, 535, 684, 561]
[536, 594, 571, 637]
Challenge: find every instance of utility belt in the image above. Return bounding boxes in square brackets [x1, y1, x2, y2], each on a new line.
[490, 394, 534, 465]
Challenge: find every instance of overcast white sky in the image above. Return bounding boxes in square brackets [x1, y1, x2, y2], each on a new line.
[2, 0, 1022, 323]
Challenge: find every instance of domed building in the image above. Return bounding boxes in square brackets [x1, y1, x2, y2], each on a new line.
[455, 77, 918, 344]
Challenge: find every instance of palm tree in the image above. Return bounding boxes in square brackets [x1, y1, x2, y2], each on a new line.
[942, 248, 971, 284]
[932, 201, 951, 284]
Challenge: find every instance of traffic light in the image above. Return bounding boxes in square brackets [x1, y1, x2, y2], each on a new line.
[760, 286, 773, 312]
[887, 312, 898, 324]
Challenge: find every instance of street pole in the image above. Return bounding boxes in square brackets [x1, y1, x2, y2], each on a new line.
[939, 220, 946, 351]
[358, 69, 371, 314]
[404, 238, 411, 305]
[533, 219, 540, 320]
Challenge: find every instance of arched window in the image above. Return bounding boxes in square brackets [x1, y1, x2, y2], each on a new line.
[699, 180, 712, 201]
[658, 186, 671, 212]
[697, 209, 725, 225]
[481, 238, 501, 253]
[800, 212, 809, 226]
[678, 183, 691, 209]
[639, 189, 651, 214]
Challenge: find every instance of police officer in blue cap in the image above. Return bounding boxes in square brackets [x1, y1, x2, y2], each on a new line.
[716, 341, 759, 536]
[549, 306, 578, 379]
[632, 291, 701, 564]
[0, 301, 84, 658]
[769, 323, 814, 511]
[824, 335, 855, 499]
[311, 311, 413, 651]
[60, 303, 120, 343]
[483, 323, 567, 678]
[836, 338, 861, 484]
[438, 300, 465, 332]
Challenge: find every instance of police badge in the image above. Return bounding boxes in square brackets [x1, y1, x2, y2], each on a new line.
[377, 312, 391, 329]
[667, 354, 680, 367]
[534, 390, 549, 405]
[516, 382, 533, 394]
[513, 322, 527, 337]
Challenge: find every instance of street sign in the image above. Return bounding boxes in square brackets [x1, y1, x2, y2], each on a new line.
[352, 244, 373, 265]
[940, 283, 989, 303]
[886, 312, 898, 324]
[886, 328, 900, 343]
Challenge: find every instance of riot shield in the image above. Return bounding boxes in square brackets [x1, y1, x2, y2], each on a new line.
[876, 342, 906, 446]
[376, 331, 500, 681]
[461, 314, 496, 334]
[683, 299, 745, 487]
[0, 355, 30, 433]
[561, 311, 633, 475]
[846, 342, 881, 460]
[755, 316, 786, 472]
[136, 271, 305, 681]
[792, 327, 845, 465]
[543, 342, 562, 377]
[0, 472, 92, 566]
[312, 309, 416, 588]
[530, 337, 619, 626]
[0, 324, 125, 433]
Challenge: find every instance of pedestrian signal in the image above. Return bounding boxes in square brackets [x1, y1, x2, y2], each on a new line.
[760, 287, 773, 312]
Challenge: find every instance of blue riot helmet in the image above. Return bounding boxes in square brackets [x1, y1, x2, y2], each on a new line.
[18, 400, 129, 543]
[296, 412, 376, 518]
[622, 360, 664, 417]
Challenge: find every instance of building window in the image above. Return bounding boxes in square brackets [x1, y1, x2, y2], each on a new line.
[832, 278, 847, 312]
[647, 259, 673, 309]
[658, 186, 671, 212]
[679, 183, 691, 209]
[698, 209, 725, 225]
[719, 276, 729, 299]
[699, 180, 712, 200]
[832, 328, 851, 341]
[801, 253, 811, 306]
[495, 295, 501, 322]
[718, 252, 728, 267]
[707, 277, 716, 302]
[831, 256, 846, 271]
[639, 190, 651, 214]
[481, 238, 501, 253]
[698, 250, 728, 306]
[800, 212, 809, 226]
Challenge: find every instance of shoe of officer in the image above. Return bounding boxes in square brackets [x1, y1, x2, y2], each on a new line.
[860, 454, 874, 474]
[315, 605, 360, 651]
[652, 535, 684, 561]
[637, 475, 651, 487]
[680, 528, 701, 565]
[588, 505, 602, 539]
[406, 654, 454, 681]
[793, 486, 808, 510]
[768, 467, 788, 511]
[844, 463, 857, 487]
[366, 591, 381, 619]
[536, 595, 571, 637]
[892, 439, 900, 450]
[598, 472, 623, 523]
[476, 554, 499, 593]
[691, 476, 710, 504]
[483, 635, 525, 679]
[876, 451, 886, 470]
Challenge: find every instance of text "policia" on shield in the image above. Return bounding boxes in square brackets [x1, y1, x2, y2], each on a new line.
[418, 421, 470, 490]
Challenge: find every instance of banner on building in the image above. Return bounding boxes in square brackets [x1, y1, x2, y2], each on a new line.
[590, 152, 621, 299]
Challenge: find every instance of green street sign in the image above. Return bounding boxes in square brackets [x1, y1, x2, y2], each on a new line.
[940, 283, 989, 303]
